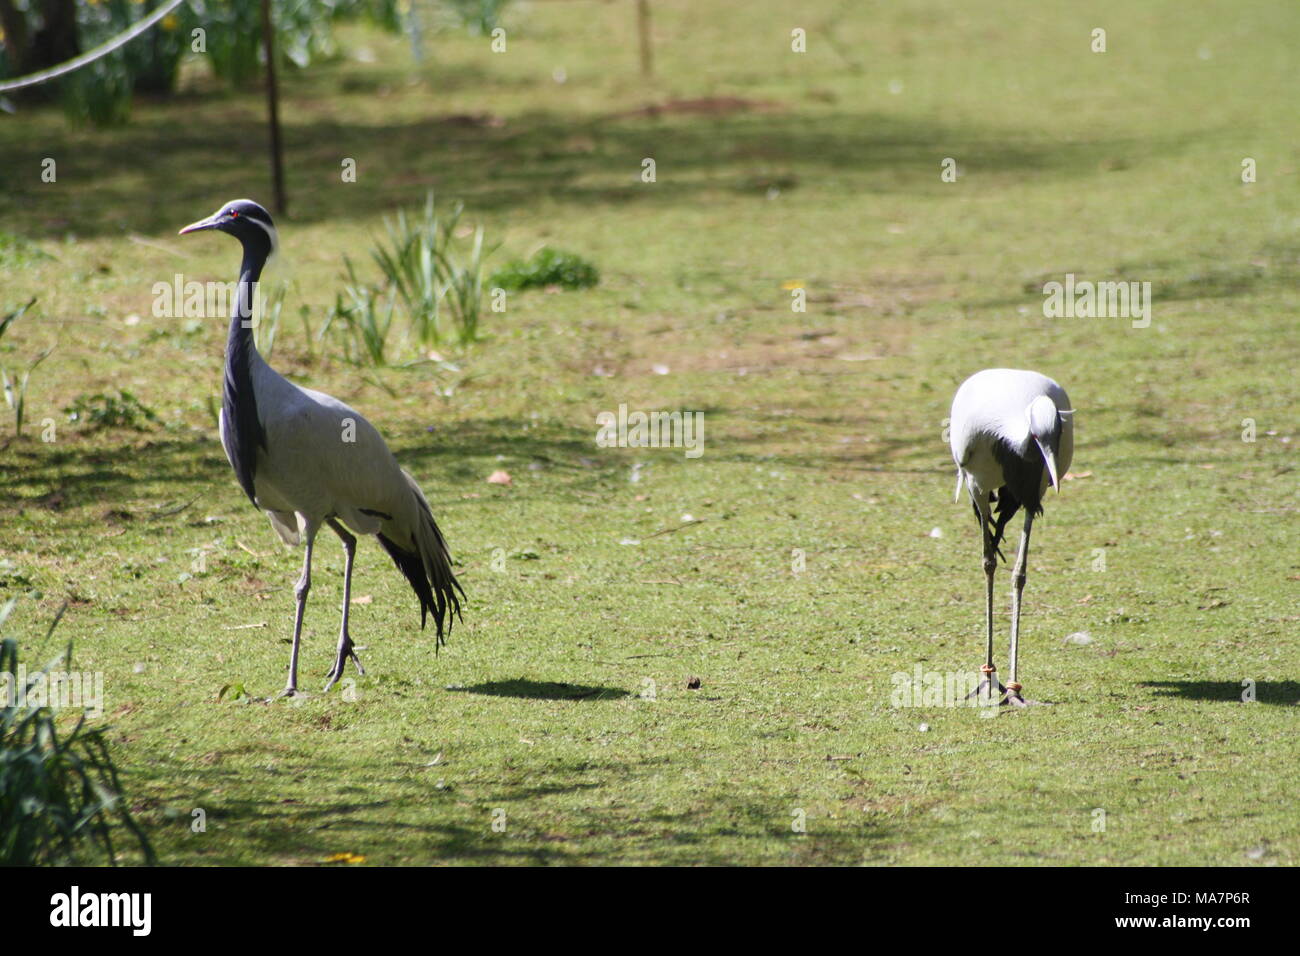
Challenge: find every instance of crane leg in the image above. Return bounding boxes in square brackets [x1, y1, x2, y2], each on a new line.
[1006, 512, 1037, 707]
[966, 507, 1005, 702]
[280, 525, 317, 698]
[324, 518, 364, 691]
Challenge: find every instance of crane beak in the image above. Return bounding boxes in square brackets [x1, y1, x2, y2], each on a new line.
[1037, 441, 1061, 494]
[178, 213, 222, 235]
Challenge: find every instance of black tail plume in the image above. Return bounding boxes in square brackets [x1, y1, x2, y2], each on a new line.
[377, 505, 464, 647]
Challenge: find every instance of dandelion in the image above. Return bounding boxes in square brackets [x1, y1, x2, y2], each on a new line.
[323, 851, 367, 864]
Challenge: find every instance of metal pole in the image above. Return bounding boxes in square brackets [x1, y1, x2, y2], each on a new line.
[260, 0, 287, 216]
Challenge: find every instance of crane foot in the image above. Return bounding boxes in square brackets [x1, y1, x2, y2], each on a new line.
[323, 635, 365, 692]
[964, 672, 1007, 701]
[1001, 684, 1046, 707]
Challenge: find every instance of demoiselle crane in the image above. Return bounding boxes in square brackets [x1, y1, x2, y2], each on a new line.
[179, 199, 463, 696]
[950, 368, 1073, 706]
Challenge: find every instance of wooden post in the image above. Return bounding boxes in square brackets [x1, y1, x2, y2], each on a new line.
[260, 0, 287, 216]
[636, 0, 653, 78]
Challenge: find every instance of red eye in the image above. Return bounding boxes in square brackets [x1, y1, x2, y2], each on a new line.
[230, 210, 240, 218]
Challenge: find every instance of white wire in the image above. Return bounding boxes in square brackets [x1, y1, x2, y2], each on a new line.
[0, 0, 190, 94]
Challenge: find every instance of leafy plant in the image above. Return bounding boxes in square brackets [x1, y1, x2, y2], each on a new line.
[490, 247, 599, 292]
[63, 390, 159, 431]
[0, 600, 156, 865]
[444, 0, 512, 36]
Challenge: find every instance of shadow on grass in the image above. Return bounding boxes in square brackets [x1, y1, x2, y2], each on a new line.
[0, 86, 1204, 239]
[134, 749, 891, 864]
[446, 679, 630, 701]
[1142, 681, 1300, 706]
[0, 406, 951, 519]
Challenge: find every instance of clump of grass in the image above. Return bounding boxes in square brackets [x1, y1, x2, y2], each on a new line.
[1, 298, 49, 440]
[253, 281, 291, 360]
[1, 351, 52, 441]
[370, 192, 494, 348]
[377, 191, 496, 348]
[320, 258, 397, 366]
[490, 247, 599, 292]
[63, 390, 159, 431]
[320, 193, 495, 365]
[0, 600, 156, 865]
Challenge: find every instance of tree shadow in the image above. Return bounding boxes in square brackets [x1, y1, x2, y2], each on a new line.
[0, 84, 1206, 240]
[132, 746, 892, 865]
[1141, 681, 1300, 706]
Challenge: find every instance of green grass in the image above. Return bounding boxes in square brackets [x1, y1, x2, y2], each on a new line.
[0, 0, 1297, 865]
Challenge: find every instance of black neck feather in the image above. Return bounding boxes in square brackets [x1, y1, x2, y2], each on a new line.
[222, 245, 270, 506]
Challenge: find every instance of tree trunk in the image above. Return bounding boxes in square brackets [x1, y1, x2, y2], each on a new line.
[31, 0, 81, 68]
[0, 0, 34, 76]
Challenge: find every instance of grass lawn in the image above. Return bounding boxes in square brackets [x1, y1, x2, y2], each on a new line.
[0, 0, 1297, 865]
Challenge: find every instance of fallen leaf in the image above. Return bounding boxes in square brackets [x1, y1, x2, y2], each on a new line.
[487, 470, 512, 486]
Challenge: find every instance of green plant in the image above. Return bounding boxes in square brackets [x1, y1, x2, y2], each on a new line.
[319, 259, 396, 366]
[1, 349, 52, 439]
[254, 280, 290, 359]
[0, 297, 36, 341]
[63, 390, 159, 431]
[368, 192, 495, 348]
[444, 0, 512, 36]
[490, 247, 599, 292]
[0, 600, 156, 865]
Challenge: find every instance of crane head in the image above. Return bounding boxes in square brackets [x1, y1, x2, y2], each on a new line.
[1026, 394, 1063, 493]
[179, 199, 278, 261]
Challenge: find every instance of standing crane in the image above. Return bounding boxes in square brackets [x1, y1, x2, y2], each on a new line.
[180, 199, 463, 696]
[949, 368, 1074, 706]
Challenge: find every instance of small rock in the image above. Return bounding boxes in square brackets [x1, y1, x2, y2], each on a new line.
[1063, 631, 1093, 646]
